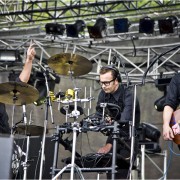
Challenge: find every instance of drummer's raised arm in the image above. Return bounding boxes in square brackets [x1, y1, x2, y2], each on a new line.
[19, 44, 36, 83]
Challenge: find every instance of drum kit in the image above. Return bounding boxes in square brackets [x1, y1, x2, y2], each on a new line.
[0, 52, 93, 179]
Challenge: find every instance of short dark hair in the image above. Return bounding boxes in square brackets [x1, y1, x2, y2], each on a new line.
[100, 65, 121, 82]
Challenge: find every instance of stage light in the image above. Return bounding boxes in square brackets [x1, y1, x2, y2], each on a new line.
[142, 122, 161, 142]
[66, 20, 86, 37]
[113, 18, 129, 33]
[166, 15, 179, 27]
[139, 17, 154, 34]
[0, 49, 21, 63]
[87, 17, 107, 38]
[45, 23, 65, 35]
[158, 17, 176, 34]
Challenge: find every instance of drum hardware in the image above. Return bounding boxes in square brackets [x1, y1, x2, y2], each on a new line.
[52, 122, 84, 180]
[58, 88, 94, 121]
[47, 52, 92, 179]
[35, 62, 56, 180]
[96, 102, 122, 179]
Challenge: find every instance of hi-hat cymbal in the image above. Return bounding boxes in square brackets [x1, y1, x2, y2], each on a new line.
[0, 81, 39, 105]
[16, 125, 46, 136]
[47, 53, 92, 76]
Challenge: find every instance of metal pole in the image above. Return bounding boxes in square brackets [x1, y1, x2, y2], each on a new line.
[141, 145, 145, 180]
[23, 136, 30, 180]
[163, 150, 167, 180]
[70, 125, 77, 180]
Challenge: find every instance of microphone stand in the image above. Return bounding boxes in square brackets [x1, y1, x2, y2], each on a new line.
[99, 103, 119, 179]
[52, 69, 84, 180]
[21, 105, 28, 180]
[38, 65, 54, 180]
[129, 84, 137, 180]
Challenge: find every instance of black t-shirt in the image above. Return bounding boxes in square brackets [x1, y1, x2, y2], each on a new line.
[0, 102, 10, 134]
[95, 84, 140, 144]
[164, 73, 180, 110]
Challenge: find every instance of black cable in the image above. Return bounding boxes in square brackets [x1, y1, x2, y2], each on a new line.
[142, 44, 180, 85]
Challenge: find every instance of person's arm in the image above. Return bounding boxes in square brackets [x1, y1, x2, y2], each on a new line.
[98, 143, 112, 154]
[19, 44, 36, 83]
[163, 105, 174, 140]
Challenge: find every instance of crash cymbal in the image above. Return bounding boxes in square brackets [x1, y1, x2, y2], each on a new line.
[0, 81, 39, 105]
[16, 125, 46, 136]
[47, 53, 92, 76]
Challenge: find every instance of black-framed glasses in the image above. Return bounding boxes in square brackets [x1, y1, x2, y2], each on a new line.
[99, 78, 116, 86]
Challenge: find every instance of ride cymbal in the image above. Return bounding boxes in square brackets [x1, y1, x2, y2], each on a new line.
[0, 81, 39, 105]
[47, 53, 92, 76]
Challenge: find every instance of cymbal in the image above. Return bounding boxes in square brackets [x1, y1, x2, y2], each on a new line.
[0, 81, 39, 105]
[47, 53, 92, 76]
[16, 125, 46, 136]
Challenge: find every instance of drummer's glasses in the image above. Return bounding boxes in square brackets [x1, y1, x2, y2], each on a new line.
[99, 78, 116, 86]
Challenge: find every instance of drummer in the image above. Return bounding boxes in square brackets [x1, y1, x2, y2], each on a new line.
[0, 43, 36, 134]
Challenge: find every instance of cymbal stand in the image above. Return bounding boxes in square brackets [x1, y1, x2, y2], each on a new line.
[20, 104, 30, 180]
[63, 105, 70, 123]
[129, 84, 137, 180]
[70, 88, 80, 118]
[11, 90, 18, 135]
[39, 68, 54, 180]
[53, 74, 84, 179]
[100, 103, 118, 179]
[52, 122, 84, 180]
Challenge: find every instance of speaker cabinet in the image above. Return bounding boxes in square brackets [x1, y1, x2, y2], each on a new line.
[0, 135, 13, 179]
[14, 136, 55, 179]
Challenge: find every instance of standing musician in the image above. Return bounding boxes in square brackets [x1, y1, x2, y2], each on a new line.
[0, 44, 36, 134]
[95, 65, 140, 179]
[163, 73, 180, 141]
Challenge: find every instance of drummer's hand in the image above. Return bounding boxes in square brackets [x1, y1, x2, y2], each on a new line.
[26, 43, 36, 62]
[172, 123, 180, 135]
[97, 143, 112, 154]
[163, 123, 174, 140]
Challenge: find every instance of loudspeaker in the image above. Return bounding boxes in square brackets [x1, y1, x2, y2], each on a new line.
[0, 135, 13, 179]
[14, 136, 55, 179]
[101, 65, 121, 82]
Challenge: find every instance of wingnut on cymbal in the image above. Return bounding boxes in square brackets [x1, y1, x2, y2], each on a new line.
[47, 53, 92, 76]
[0, 81, 39, 105]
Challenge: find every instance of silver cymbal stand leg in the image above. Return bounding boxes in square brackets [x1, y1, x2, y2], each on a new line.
[11, 104, 16, 135]
[21, 104, 30, 180]
[11, 92, 18, 135]
[22, 135, 30, 180]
